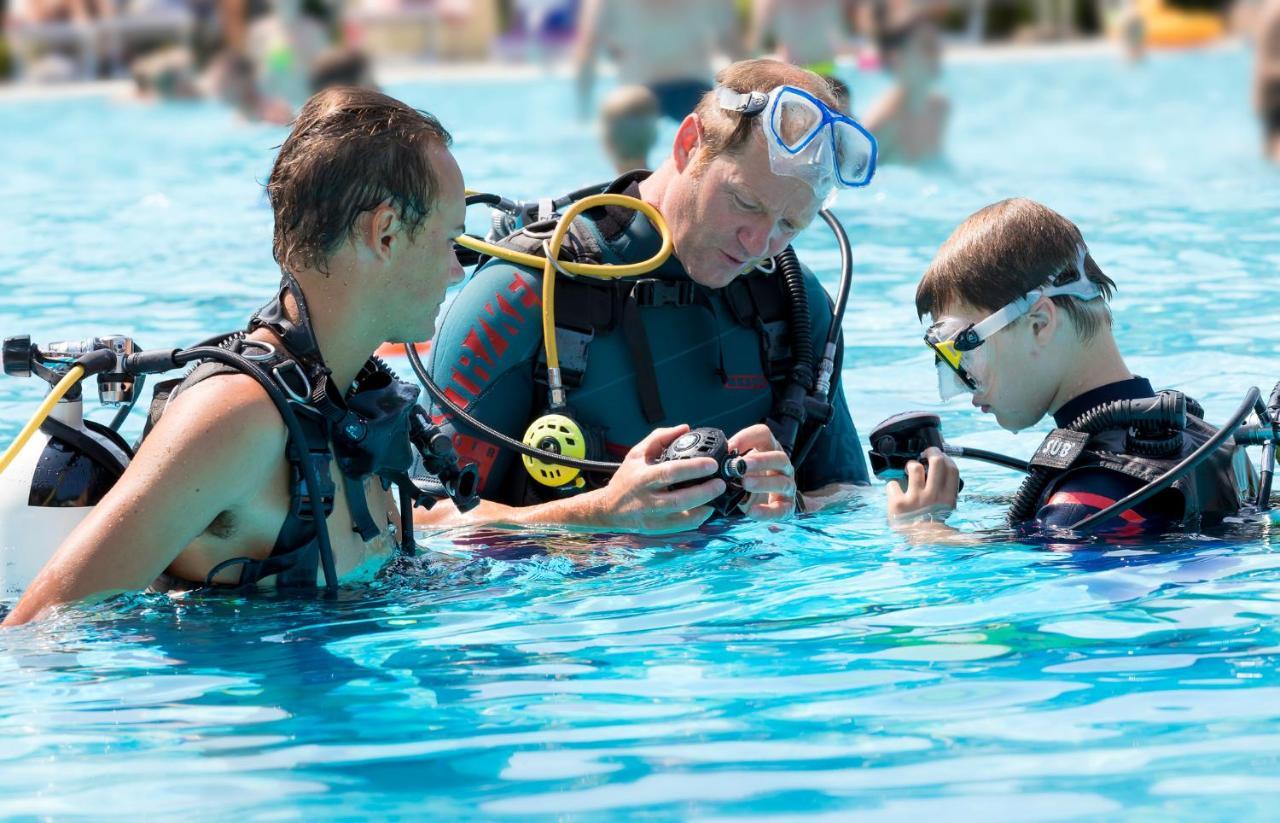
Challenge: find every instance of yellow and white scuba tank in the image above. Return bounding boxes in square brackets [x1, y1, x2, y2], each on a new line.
[0, 333, 136, 599]
[0, 395, 130, 597]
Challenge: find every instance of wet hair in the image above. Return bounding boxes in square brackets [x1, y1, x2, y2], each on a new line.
[823, 75, 851, 114]
[691, 59, 839, 164]
[915, 198, 1116, 340]
[267, 86, 452, 275]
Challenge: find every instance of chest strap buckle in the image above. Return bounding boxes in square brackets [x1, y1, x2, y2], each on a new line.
[632, 279, 697, 308]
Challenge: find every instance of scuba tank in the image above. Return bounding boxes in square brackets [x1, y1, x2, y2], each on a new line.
[0, 336, 136, 596]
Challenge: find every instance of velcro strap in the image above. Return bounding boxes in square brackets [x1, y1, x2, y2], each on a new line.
[1029, 429, 1091, 470]
[632, 278, 697, 308]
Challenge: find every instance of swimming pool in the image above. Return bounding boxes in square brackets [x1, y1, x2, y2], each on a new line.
[2, 45, 1280, 819]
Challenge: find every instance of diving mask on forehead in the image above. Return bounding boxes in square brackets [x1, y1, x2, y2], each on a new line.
[925, 246, 1101, 401]
[716, 85, 877, 203]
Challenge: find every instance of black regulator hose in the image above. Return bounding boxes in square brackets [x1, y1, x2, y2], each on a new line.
[1007, 392, 1189, 525]
[403, 343, 624, 474]
[1069, 387, 1261, 533]
[945, 445, 1031, 474]
[772, 245, 814, 456]
[819, 209, 852, 350]
[128, 345, 340, 590]
[789, 209, 854, 470]
[1255, 381, 1280, 510]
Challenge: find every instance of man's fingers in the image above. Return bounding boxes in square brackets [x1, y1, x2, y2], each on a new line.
[728, 423, 777, 453]
[739, 450, 794, 477]
[657, 505, 716, 533]
[747, 497, 793, 521]
[885, 478, 906, 503]
[650, 477, 726, 511]
[644, 455, 718, 488]
[633, 424, 692, 461]
[741, 473, 795, 495]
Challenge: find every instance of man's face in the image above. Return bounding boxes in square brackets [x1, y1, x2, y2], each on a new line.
[666, 129, 822, 289]
[393, 142, 466, 342]
[939, 300, 1059, 433]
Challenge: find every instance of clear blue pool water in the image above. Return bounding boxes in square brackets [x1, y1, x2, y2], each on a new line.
[2, 46, 1280, 820]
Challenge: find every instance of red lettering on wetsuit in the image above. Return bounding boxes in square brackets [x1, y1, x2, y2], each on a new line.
[723, 373, 768, 391]
[443, 271, 542, 410]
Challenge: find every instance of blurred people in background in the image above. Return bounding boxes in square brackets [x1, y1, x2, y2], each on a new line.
[206, 47, 292, 122]
[599, 84, 659, 172]
[574, 0, 743, 121]
[862, 13, 948, 165]
[130, 44, 200, 100]
[750, 0, 855, 112]
[309, 45, 375, 93]
[247, 0, 329, 109]
[1257, 0, 1280, 162]
[7, 0, 114, 81]
[749, 0, 849, 77]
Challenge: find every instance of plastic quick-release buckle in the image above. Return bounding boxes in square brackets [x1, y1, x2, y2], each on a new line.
[632, 279, 696, 308]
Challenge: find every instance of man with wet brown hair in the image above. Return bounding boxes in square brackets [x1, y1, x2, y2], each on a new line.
[6, 87, 463, 624]
[6, 85, 736, 625]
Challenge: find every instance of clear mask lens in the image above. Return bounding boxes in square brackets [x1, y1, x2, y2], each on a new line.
[771, 94, 823, 148]
[758, 86, 878, 194]
[936, 358, 971, 401]
[831, 120, 875, 187]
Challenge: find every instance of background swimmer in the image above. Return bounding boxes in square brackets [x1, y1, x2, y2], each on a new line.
[862, 12, 949, 165]
[573, 0, 742, 121]
[1257, 0, 1280, 162]
[599, 84, 660, 173]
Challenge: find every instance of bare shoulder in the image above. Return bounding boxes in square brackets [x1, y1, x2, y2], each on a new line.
[135, 372, 288, 482]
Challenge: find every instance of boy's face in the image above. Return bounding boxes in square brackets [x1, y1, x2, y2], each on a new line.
[936, 299, 1065, 433]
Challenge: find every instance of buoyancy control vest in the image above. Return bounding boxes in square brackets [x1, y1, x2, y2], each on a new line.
[144, 277, 474, 588]
[1009, 390, 1257, 529]
[471, 174, 841, 505]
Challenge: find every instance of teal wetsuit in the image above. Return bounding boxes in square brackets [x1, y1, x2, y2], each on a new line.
[428, 182, 869, 506]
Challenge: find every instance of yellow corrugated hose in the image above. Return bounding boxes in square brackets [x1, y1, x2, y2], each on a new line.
[455, 193, 673, 372]
[0, 365, 85, 476]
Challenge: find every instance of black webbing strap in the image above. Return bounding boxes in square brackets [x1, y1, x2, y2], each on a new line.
[622, 283, 668, 424]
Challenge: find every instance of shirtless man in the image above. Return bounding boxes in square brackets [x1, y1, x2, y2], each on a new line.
[862, 14, 949, 165]
[574, 0, 743, 121]
[5, 87, 717, 625]
[1256, 0, 1280, 162]
[749, 0, 850, 77]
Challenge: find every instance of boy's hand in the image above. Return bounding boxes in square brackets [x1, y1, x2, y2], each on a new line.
[885, 447, 960, 524]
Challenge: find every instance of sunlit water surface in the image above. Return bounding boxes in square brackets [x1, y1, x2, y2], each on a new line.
[2, 46, 1280, 820]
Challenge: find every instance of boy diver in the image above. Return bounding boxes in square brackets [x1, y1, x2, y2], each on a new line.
[886, 198, 1254, 534]
[3, 87, 706, 626]
[419, 59, 876, 531]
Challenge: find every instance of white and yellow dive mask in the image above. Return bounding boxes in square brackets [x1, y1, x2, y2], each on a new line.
[924, 246, 1101, 401]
